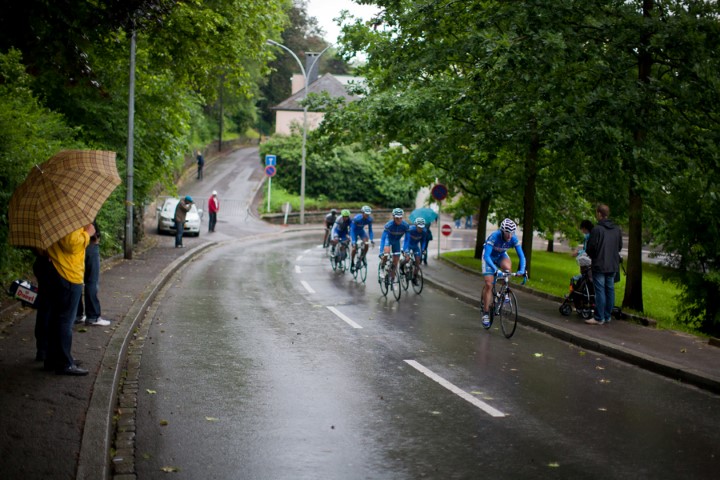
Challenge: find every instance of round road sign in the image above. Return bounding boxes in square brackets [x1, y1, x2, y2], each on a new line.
[441, 223, 452, 236]
[265, 165, 276, 177]
[431, 183, 448, 201]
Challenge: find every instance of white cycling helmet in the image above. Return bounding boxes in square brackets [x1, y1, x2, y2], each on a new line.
[362, 205, 372, 214]
[500, 218, 517, 234]
[392, 208, 404, 218]
[414, 217, 426, 227]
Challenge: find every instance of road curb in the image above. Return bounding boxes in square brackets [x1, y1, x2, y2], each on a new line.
[76, 241, 217, 480]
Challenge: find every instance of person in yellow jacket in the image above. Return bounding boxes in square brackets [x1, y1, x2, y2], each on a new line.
[45, 224, 94, 376]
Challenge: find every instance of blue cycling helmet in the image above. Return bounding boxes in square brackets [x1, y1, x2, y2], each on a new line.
[184, 195, 193, 203]
[392, 208, 404, 218]
[362, 205, 372, 214]
[414, 217, 426, 227]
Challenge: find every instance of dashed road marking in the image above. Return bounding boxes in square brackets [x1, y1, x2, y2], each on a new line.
[295, 265, 302, 273]
[404, 360, 506, 418]
[327, 306, 363, 329]
[301, 281, 315, 294]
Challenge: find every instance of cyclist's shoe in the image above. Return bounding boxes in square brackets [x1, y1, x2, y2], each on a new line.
[412, 277, 419, 286]
[482, 314, 491, 328]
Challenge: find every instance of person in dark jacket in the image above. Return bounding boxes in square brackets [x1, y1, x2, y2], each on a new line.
[584, 204, 623, 325]
[174, 196, 193, 248]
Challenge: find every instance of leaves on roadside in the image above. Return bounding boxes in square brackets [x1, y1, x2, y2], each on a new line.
[146, 389, 157, 394]
[578, 351, 586, 356]
[533, 353, 543, 358]
[160, 466, 180, 473]
[548, 462, 560, 468]
[599, 379, 611, 384]
[205, 417, 219, 422]
[159, 420, 169, 426]
[680, 348, 687, 353]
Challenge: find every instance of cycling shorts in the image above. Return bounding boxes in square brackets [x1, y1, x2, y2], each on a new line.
[387, 239, 402, 255]
[407, 244, 422, 257]
[483, 253, 509, 276]
[352, 231, 369, 243]
[333, 232, 349, 242]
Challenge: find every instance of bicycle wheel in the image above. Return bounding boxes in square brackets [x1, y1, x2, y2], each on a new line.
[330, 252, 337, 271]
[352, 258, 360, 280]
[411, 266, 424, 294]
[400, 264, 410, 291]
[390, 265, 402, 300]
[359, 257, 368, 283]
[378, 262, 389, 296]
[499, 290, 518, 338]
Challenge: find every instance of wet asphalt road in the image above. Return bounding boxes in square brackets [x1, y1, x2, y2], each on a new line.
[134, 234, 719, 479]
[132, 147, 718, 479]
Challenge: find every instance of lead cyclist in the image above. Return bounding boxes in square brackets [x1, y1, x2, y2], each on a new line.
[481, 218, 526, 327]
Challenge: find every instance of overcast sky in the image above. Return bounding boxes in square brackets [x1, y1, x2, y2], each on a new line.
[305, 0, 380, 44]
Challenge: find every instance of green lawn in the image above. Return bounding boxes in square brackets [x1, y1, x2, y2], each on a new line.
[442, 249, 690, 333]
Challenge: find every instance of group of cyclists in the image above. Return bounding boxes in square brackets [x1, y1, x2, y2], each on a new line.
[323, 207, 430, 283]
[322, 207, 528, 328]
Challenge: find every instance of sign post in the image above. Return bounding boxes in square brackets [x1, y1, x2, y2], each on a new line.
[265, 162, 277, 213]
[431, 183, 448, 260]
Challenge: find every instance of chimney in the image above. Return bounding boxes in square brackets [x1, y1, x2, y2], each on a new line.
[305, 52, 320, 86]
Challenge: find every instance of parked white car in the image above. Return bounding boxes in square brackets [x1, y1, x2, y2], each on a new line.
[156, 197, 203, 236]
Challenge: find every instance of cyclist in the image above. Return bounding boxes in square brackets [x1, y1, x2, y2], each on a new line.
[350, 205, 374, 273]
[481, 218, 526, 327]
[330, 209, 352, 257]
[323, 209, 338, 247]
[379, 208, 410, 281]
[401, 217, 429, 283]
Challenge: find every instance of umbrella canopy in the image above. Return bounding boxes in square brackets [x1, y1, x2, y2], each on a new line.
[9, 150, 121, 250]
[409, 207, 438, 224]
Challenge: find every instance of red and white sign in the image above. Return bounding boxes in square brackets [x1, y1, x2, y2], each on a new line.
[15, 285, 38, 305]
[441, 223, 452, 237]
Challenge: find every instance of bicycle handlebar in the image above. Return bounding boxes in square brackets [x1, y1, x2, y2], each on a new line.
[495, 270, 529, 285]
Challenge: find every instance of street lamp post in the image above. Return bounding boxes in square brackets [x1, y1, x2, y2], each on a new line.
[266, 39, 332, 224]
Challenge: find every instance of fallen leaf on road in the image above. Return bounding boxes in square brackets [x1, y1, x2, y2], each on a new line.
[146, 389, 157, 394]
[548, 462, 560, 468]
[680, 348, 687, 353]
[599, 379, 611, 384]
[595, 366, 605, 370]
[471, 391, 484, 395]
[533, 353, 543, 358]
[598, 408, 607, 412]
[579, 351, 586, 356]
[205, 417, 219, 422]
[431, 411, 441, 415]
[160, 466, 180, 472]
[159, 420, 169, 426]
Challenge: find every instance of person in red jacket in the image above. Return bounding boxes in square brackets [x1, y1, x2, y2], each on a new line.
[208, 190, 220, 232]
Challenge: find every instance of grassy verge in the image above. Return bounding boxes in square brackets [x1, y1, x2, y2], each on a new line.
[442, 249, 691, 334]
[261, 182, 366, 214]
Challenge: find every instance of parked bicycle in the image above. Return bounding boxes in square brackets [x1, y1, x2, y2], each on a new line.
[330, 239, 350, 273]
[400, 251, 424, 294]
[351, 239, 369, 282]
[378, 253, 402, 300]
[480, 270, 528, 338]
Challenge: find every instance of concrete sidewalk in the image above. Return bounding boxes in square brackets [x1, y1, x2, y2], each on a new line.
[1, 229, 719, 479]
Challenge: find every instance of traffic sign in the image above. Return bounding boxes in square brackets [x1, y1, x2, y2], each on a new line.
[265, 154, 277, 166]
[431, 183, 448, 201]
[441, 223, 452, 237]
[265, 165, 276, 177]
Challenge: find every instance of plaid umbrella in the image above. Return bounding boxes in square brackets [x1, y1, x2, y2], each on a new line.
[9, 150, 121, 250]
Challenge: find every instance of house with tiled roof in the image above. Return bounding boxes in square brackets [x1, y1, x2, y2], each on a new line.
[271, 57, 362, 135]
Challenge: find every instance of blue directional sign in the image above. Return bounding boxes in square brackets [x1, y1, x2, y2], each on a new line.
[265, 154, 277, 166]
[265, 165, 276, 177]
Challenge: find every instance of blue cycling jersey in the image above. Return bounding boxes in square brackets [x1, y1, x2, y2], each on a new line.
[379, 219, 410, 251]
[332, 217, 352, 238]
[483, 229, 527, 273]
[350, 213, 374, 241]
[403, 225, 428, 253]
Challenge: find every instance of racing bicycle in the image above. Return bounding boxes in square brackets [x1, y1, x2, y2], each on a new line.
[378, 253, 402, 300]
[400, 251, 424, 294]
[330, 239, 350, 273]
[481, 270, 528, 338]
[351, 239, 369, 283]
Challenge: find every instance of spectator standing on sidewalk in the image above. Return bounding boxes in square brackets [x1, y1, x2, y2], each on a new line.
[45, 224, 94, 376]
[585, 204, 623, 325]
[174, 195, 193, 248]
[76, 220, 111, 327]
[196, 150, 205, 180]
[208, 190, 220, 232]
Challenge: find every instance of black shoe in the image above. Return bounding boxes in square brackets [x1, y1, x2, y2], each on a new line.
[56, 364, 88, 376]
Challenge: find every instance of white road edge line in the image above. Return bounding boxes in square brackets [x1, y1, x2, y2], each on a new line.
[301, 281, 315, 294]
[404, 360, 506, 418]
[295, 265, 302, 273]
[327, 306, 363, 329]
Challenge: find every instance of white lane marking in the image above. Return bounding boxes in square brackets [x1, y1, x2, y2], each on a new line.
[327, 306, 363, 329]
[296, 255, 304, 261]
[304, 248, 313, 255]
[295, 265, 302, 273]
[301, 281, 315, 293]
[404, 360, 506, 418]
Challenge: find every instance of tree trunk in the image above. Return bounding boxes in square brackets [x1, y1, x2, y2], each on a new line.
[622, 0, 653, 313]
[521, 132, 540, 273]
[547, 238, 554, 252]
[474, 196, 491, 259]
